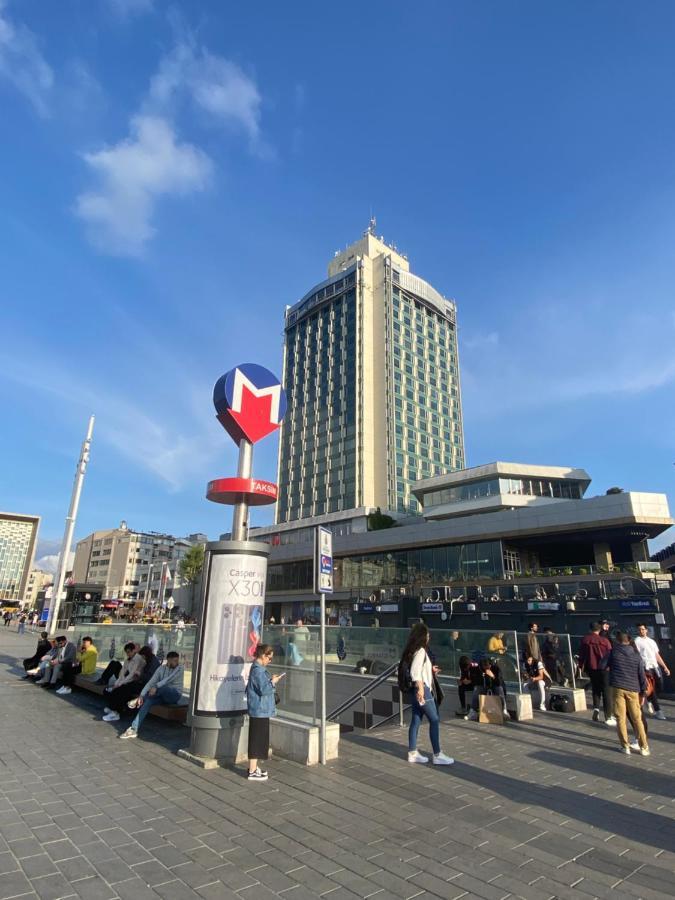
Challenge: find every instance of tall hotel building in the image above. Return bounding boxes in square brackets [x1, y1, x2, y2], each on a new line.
[275, 229, 464, 523]
[0, 511, 40, 602]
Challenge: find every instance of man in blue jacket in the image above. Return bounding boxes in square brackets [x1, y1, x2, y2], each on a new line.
[608, 632, 649, 756]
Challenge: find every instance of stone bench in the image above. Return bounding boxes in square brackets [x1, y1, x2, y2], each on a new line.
[74, 675, 188, 723]
[544, 685, 587, 712]
[270, 716, 339, 765]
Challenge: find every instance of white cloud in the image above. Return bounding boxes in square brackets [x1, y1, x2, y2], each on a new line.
[148, 41, 262, 142]
[35, 555, 58, 575]
[462, 303, 675, 420]
[107, 0, 154, 19]
[75, 114, 213, 256]
[74, 36, 263, 254]
[3, 348, 223, 492]
[462, 331, 499, 351]
[0, 0, 53, 116]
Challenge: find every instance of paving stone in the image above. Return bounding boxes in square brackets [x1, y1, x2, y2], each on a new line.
[42, 840, 79, 862]
[0, 850, 21, 875]
[19, 854, 60, 880]
[72, 877, 118, 900]
[130, 860, 174, 887]
[112, 877, 163, 900]
[26, 874, 76, 900]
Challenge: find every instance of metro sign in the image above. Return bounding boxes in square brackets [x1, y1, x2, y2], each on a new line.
[213, 363, 287, 445]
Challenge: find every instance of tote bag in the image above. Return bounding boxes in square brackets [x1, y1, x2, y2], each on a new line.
[478, 692, 505, 725]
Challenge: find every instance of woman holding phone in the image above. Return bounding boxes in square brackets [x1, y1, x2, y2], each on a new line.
[245, 643, 284, 781]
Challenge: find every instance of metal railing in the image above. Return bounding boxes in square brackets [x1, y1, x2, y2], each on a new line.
[328, 661, 399, 724]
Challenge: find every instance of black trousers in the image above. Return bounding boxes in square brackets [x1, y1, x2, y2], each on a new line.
[588, 669, 612, 718]
[647, 670, 662, 711]
[107, 682, 142, 713]
[98, 660, 122, 683]
[61, 663, 82, 687]
[248, 717, 270, 760]
[458, 684, 470, 710]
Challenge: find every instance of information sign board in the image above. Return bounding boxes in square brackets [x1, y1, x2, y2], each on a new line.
[315, 526, 333, 594]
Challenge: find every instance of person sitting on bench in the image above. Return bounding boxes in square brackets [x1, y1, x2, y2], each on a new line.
[466, 658, 509, 721]
[101, 643, 146, 722]
[39, 636, 76, 689]
[119, 651, 184, 739]
[56, 636, 98, 695]
[23, 632, 51, 677]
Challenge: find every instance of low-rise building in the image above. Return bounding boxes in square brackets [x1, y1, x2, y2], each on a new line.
[72, 521, 204, 612]
[24, 569, 53, 608]
[243, 462, 673, 640]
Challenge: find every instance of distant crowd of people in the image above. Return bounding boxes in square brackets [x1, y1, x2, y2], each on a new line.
[401, 619, 669, 764]
[3, 610, 41, 632]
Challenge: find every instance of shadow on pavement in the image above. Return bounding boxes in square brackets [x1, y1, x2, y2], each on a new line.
[343, 731, 675, 853]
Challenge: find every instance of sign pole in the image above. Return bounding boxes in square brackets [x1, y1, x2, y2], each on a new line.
[315, 525, 333, 766]
[320, 590, 326, 765]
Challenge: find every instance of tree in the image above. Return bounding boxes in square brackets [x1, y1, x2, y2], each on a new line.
[179, 544, 205, 612]
[606, 487, 624, 494]
[367, 507, 396, 531]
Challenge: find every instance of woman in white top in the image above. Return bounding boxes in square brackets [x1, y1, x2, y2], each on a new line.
[401, 623, 454, 766]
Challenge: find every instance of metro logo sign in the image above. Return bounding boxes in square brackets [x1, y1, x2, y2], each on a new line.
[213, 363, 287, 445]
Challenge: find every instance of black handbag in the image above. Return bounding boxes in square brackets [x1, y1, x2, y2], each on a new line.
[432, 674, 444, 706]
[274, 691, 281, 705]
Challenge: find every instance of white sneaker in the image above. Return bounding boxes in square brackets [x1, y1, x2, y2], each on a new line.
[408, 750, 429, 764]
[629, 740, 640, 750]
[55, 686, 66, 694]
[26, 668, 39, 675]
[605, 717, 617, 726]
[619, 746, 631, 754]
[503, 710, 510, 721]
[465, 710, 478, 721]
[433, 752, 454, 766]
[539, 704, 547, 711]
[640, 747, 651, 757]
[654, 711, 666, 721]
[58, 687, 72, 695]
[119, 728, 137, 740]
[646, 701, 655, 715]
[102, 712, 120, 722]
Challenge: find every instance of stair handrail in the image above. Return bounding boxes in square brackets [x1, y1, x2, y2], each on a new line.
[327, 662, 399, 721]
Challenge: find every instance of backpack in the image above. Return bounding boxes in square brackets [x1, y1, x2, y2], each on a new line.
[549, 692, 574, 713]
[397, 657, 413, 693]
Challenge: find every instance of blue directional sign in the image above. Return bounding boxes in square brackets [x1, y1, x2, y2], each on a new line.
[315, 526, 333, 594]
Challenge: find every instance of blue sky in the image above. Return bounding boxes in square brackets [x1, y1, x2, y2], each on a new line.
[1, 0, 674, 569]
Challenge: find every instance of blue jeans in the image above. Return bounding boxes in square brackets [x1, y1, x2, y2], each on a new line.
[409, 686, 440, 754]
[130, 687, 181, 732]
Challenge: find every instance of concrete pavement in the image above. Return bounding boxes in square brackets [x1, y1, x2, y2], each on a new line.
[1, 628, 674, 900]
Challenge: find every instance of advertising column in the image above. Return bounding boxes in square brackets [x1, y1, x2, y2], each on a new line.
[180, 363, 286, 766]
[186, 540, 269, 762]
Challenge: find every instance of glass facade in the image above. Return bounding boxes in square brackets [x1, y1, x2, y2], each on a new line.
[267, 540, 503, 593]
[276, 237, 465, 524]
[424, 476, 583, 508]
[0, 515, 37, 601]
[276, 270, 358, 522]
[389, 279, 463, 514]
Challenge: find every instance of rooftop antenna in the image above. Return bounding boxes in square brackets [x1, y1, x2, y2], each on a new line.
[365, 211, 377, 236]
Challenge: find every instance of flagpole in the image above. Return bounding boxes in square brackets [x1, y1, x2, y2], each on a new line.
[47, 415, 94, 633]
